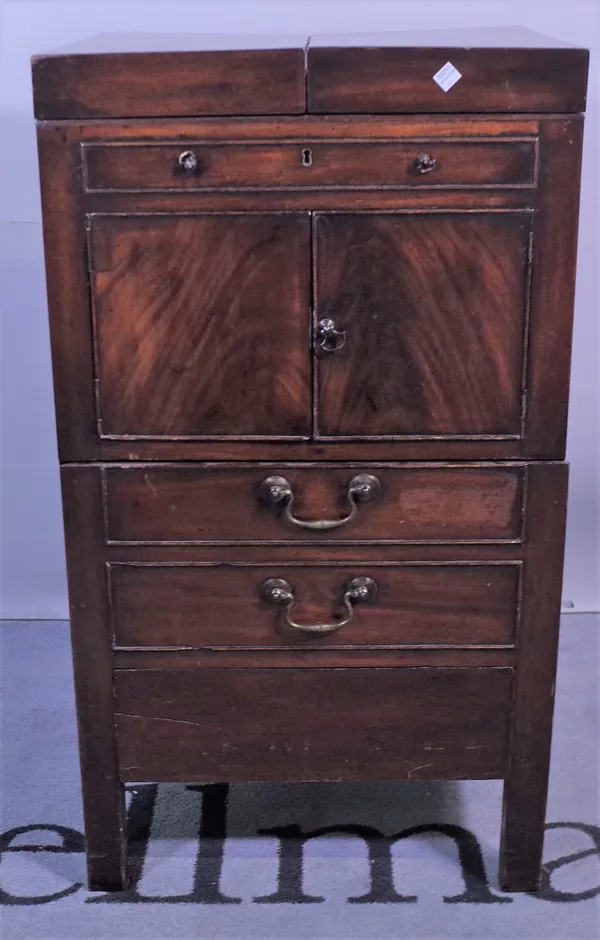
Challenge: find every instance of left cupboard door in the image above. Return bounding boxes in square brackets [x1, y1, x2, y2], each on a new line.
[86, 213, 311, 439]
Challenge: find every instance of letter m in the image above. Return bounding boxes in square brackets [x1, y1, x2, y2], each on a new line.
[254, 822, 510, 904]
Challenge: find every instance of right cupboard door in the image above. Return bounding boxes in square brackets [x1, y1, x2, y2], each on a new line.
[313, 212, 531, 440]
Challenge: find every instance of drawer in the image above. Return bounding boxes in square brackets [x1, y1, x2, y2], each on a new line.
[104, 464, 525, 544]
[108, 562, 520, 649]
[114, 667, 513, 781]
[82, 139, 537, 192]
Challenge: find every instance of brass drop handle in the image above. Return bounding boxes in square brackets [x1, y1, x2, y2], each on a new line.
[259, 473, 381, 530]
[412, 152, 437, 175]
[261, 576, 378, 636]
[317, 317, 346, 352]
[177, 150, 199, 172]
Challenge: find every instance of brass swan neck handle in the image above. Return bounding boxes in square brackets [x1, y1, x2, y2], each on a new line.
[259, 474, 381, 531]
[261, 576, 378, 636]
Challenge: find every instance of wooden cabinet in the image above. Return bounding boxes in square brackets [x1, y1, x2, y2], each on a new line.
[34, 28, 588, 895]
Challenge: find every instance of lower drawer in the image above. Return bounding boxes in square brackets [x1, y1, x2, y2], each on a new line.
[114, 667, 513, 782]
[109, 562, 520, 649]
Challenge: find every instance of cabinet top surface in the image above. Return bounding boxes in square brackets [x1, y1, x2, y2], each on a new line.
[31, 27, 588, 120]
[36, 26, 582, 55]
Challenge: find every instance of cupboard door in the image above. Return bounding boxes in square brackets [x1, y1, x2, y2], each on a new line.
[87, 214, 311, 439]
[314, 213, 530, 439]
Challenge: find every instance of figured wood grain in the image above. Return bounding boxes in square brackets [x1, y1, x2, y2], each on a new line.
[307, 46, 589, 114]
[315, 212, 530, 438]
[109, 562, 520, 649]
[104, 464, 524, 543]
[114, 667, 514, 782]
[87, 214, 311, 438]
[83, 139, 537, 193]
[32, 48, 306, 119]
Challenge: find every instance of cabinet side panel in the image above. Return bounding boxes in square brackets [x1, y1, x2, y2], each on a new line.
[37, 124, 98, 461]
[524, 118, 584, 458]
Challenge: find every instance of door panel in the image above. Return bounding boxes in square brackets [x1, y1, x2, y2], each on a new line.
[87, 213, 311, 438]
[314, 213, 530, 439]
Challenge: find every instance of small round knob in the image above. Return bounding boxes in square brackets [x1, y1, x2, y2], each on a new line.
[413, 152, 437, 175]
[317, 318, 346, 352]
[260, 476, 293, 505]
[348, 474, 381, 504]
[177, 150, 198, 172]
[261, 578, 294, 605]
[346, 576, 378, 603]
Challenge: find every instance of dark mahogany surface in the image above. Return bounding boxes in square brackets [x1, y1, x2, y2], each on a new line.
[104, 463, 524, 544]
[115, 667, 514, 782]
[109, 561, 520, 650]
[32, 28, 588, 119]
[83, 139, 537, 193]
[315, 212, 530, 438]
[33, 46, 306, 119]
[88, 214, 311, 439]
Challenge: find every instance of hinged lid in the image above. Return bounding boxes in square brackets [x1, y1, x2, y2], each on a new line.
[308, 27, 589, 114]
[32, 28, 588, 120]
[32, 33, 308, 120]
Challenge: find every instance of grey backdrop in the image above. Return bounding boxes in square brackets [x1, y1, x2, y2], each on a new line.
[1, 0, 598, 619]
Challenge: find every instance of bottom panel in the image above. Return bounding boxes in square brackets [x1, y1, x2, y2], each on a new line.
[114, 667, 513, 782]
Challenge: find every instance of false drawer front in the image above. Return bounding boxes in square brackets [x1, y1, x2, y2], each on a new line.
[109, 562, 520, 650]
[103, 464, 524, 544]
[114, 667, 513, 782]
[82, 139, 537, 192]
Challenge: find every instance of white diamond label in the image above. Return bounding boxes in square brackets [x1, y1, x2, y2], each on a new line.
[432, 61, 462, 93]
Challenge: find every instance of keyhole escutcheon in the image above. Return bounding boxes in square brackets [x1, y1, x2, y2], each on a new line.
[302, 148, 313, 167]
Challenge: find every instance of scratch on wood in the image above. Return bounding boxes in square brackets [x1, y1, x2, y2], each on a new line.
[144, 473, 158, 497]
[407, 762, 434, 779]
[116, 712, 203, 730]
